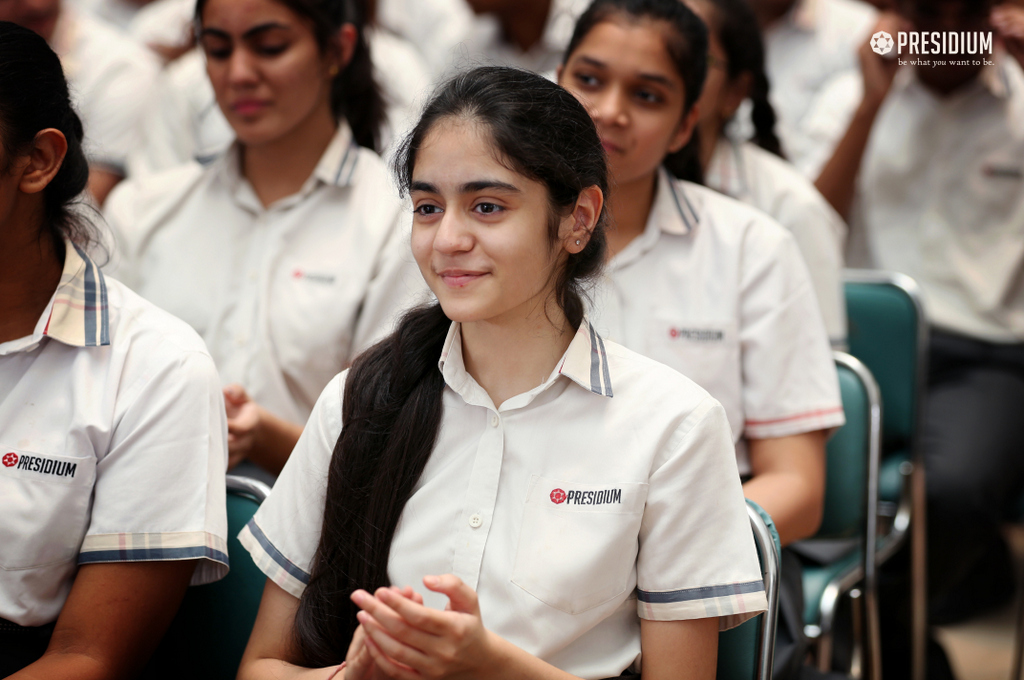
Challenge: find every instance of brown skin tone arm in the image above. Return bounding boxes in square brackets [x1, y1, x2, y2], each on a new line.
[813, 13, 902, 218]
[9, 561, 197, 680]
[743, 430, 827, 546]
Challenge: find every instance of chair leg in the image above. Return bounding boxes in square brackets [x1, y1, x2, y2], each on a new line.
[910, 460, 928, 680]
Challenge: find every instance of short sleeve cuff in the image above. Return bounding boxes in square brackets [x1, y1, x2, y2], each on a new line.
[744, 406, 845, 440]
[238, 518, 310, 599]
[78, 531, 229, 585]
[637, 580, 768, 631]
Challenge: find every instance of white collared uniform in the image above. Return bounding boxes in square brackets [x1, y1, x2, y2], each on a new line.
[127, 29, 432, 176]
[240, 320, 767, 677]
[759, 0, 877, 178]
[849, 57, 1024, 342]
[378, 0, 587, 78]
[0, 244, 229, 627]
[706, 136, 848, 344]
[589, 171, 844, 475]
[105, 123, 427, 425]
[51, 7, 160, 175]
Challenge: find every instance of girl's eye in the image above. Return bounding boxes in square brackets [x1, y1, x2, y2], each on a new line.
[414, 204, 442, 216]
[573, 72, 600, 88]
[257, 44, 288, 56]
[474, 202, 503, 215]
[201, 42, 231, 60]
[635, 89, 662, 104]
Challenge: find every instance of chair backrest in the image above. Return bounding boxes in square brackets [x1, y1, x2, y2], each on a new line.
[843, 270, 928, 454]
[142, 475, 271, 679]
[817, 352, 883, 539]
[717, 501, 781, 680]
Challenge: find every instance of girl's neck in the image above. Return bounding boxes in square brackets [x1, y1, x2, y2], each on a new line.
[242, 104, 338, 208]
[0, 204, 64, 344]
[460, 298, 575, 408]
[605, 169, 658, 259]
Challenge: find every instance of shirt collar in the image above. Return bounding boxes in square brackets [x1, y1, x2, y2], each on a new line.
[653, 167, 700, 236]
[43, 240, 111, 348]
[437, 317, 614, 405]
[222, 121, 360, 210]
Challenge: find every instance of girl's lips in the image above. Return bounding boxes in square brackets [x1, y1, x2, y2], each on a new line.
[601, 140, 623, 154]
[232, 100, 269, 115]
[438, 271, 487, 288]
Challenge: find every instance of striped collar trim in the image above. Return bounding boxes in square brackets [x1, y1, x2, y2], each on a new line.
[44, 241, 110, 347]
[437, 318, 614, 399]
[315, 121, 361, 188]
[657, 168, 701, 236]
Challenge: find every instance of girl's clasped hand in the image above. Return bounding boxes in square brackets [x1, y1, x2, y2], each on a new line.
[347, 577, 494, 680]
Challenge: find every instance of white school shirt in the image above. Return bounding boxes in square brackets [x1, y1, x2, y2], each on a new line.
[126, 31, 432, 177]
[51, 7, 161, 175]
[239, 319, 766, 677]
[849, 56, 1024, 342]
[0, 243, 229, 627]
[589, 171, 844, 476]
[761, 0, 877, 179]
[706, 136, 848, 344]
[105, 123, 427, 425]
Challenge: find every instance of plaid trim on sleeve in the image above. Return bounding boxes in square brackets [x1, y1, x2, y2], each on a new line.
[237, 518, 310, 599]
[79, 531, 229, 585]
[637, 579, 768, 630]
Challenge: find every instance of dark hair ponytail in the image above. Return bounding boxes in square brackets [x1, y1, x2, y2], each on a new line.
[700, 0, 784, 157]
[292, 66, 609, 666]
[0, 22, 93, 251]
[196, 0, 385, 151]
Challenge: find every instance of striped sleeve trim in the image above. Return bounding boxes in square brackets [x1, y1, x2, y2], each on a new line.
[237, 518, 310, 599]
[744, 406, 845, 439]
[637, 579, 767, 631]
[79, 531, 229, 585]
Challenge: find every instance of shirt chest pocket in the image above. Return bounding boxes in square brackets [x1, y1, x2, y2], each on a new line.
[511, 475, 648, 615]
[0, 447, 96, 570]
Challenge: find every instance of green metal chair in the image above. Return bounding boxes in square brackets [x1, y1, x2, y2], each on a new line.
[717, 501, 782, 680]
[801, 352, 882, 679]
[142, 475, 271, 679]
[844, 269, 929, 680]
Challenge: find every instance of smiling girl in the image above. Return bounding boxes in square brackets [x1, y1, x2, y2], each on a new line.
[234, 66, 766, 680]
[104, 0, 424, 478]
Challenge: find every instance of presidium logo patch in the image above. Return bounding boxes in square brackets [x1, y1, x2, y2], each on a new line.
[550, 487, 622, 506]
[2, 452, 78, 478]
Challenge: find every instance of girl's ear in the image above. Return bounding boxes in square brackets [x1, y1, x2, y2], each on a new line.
[329, 23, 359, 75]
[561, 185, 604, 253]
[668, 103, 701, 154]
[19, 128, 68, 196]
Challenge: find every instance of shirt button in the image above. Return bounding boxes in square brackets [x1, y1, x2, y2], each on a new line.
[490, 414, 499, 427]
[468, 513, 483, 528]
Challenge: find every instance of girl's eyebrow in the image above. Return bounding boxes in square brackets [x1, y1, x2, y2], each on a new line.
[575, 55, 677, 90]
[199, 22, 291, 39]
[410, 180, 521, 194]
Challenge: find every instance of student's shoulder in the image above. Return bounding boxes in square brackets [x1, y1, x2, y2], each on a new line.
[679, 178, 796, 249]
[600, 335, 717, 413]
[738, 142, 844, 222]
[73, 11, 160, 77]
[105, 161, 209, 230]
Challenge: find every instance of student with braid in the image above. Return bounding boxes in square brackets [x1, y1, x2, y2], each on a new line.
[685, 0, 848, 345]
[558, 0, 844, 675]
[235, 66, 766, 680]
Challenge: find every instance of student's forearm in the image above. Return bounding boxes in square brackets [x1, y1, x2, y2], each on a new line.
[239, 658, 339, 680]
[252, 408, 304, 475]
[743, 470, 825, 546]
[478, 631, 584, 680]
[9, 653, 110, 680]
[814, 98, 884, 219]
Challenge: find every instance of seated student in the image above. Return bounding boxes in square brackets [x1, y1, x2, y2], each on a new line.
[0, 0, 160, 205]
[235, 66, 766, 680]
[0, 23, 228, 678]
[824, 0, 1024, 660]
[104, 0, 425, 479]
[377, 0, 588, 78]
[745, 0, 878, 181]
[684, 0, 848, 346]
[557, 1, 843, 676]
[126, 0, 432, 176]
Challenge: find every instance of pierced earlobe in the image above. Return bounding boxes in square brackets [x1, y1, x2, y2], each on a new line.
[575, 239, 581, 246]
